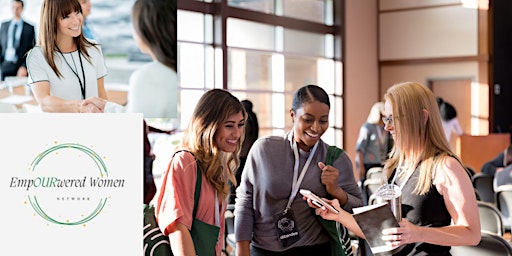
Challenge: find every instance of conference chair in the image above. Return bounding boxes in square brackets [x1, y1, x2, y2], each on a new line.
[472, 172, 495, 204]
[224, 204, 236, 256]
[477, 201, 505, 236]
[495, 184, 512, 232]
[366, 167, 384, 180]
[450, 231, 512, 256]
[363, 178, 383, 204]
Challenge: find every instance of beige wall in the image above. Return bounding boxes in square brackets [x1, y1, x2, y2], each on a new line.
[378, 2, 488, 133]
[380, 6, 478, 60]
[344, 0, 379, 178]
[343, 0, 489, 176]
[380, 62, 479, 92]
[379, 0, 462, 11]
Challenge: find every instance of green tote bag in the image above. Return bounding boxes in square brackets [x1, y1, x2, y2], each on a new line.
[316, 146, 354, 256]
[143, 156, 220, 256]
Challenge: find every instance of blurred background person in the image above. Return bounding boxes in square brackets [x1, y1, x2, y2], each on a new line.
[81, 0, 178, 204]
[84, 0, 177, 118]
[230, 99, 259, 204]
[355, 101, 392, 203]
[481, 145, 508, 176]
[493, 144, 512, 190]
[436, 97, 463, 149]
[79, 0, 95, 40]
[0, 0, 35, 80]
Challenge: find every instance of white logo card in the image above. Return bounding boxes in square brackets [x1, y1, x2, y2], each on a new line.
[0, 113, 143, 255]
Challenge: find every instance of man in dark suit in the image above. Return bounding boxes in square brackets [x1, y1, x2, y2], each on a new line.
[0, 0, 36, 81]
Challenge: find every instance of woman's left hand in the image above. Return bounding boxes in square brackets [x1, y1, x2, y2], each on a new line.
[318, 162, 339, 194]
[381, 218, 419, 247]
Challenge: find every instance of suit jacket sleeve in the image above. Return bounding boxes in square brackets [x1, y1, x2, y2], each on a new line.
[18, 22, 36, 68]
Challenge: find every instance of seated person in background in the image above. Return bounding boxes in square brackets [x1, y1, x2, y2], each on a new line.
[481, 148, 506, 176]
[493, 144, 512, 190]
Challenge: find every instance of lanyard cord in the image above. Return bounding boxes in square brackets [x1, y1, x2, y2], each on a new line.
[57, 46, 86, 100]
[284, 131, 319, 213]
[391, 161, 418, 190]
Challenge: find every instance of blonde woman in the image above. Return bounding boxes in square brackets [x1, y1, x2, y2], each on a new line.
[155, 89, 246, 256]
[313, 82, 480, 255]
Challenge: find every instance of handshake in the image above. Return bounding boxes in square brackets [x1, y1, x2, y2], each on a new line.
[80, 96, 107, 113]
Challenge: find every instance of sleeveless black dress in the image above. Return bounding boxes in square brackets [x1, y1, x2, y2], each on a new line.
[390, 166, 452, 256]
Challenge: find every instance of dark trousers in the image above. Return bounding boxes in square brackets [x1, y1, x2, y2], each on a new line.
[250, 242, 331, 256]
[1, 61, 20, 80]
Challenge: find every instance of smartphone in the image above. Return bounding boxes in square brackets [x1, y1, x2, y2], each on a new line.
[299, 189, 340, 214]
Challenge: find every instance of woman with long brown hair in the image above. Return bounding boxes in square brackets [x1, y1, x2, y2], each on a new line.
[26, 0, 107, 113]
[156, 89, 246, 256]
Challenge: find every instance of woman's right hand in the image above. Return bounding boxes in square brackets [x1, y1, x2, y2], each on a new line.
[82, 96, 106, 112]
[306, 197, 342, 221]
[79, 102, 102, 113]
[307, 195, 366, 239]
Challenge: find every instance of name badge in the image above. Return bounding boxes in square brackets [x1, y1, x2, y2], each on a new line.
[273, 210, 301, 248]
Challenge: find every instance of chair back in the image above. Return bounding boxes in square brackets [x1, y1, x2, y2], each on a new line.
[477, 201, 505, 236]
[495, 184, 512, 232]
[224, 204, 236, 253]
[366, 167, 384, 180]
[451, 231, 512, 256]
[363, 178, 383, 203]
[472, 172, 495, 203]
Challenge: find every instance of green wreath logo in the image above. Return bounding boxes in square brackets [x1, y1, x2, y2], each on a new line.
[28, 143, 108, 226]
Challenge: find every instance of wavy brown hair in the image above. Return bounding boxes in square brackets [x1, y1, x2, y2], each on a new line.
[38, 0, 98, 78]
[180, 89, 246, 199]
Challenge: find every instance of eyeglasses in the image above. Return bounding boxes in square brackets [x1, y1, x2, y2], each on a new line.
[382, 116, 394, 125]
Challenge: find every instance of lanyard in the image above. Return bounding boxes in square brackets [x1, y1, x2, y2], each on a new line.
[57, 47, 86, 100]
[284, 131, 319, 213]
[391, 162, 417, 190]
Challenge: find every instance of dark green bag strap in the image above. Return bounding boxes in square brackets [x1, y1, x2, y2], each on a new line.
[192, 160, 202, 218]
[174, 150, 202, 218]
[320, 146, 353, 256]
[326, 146, 343, 166]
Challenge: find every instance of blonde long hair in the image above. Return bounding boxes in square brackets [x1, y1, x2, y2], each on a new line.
[384, 82, 461, 195]
[180, 89, 246, 199]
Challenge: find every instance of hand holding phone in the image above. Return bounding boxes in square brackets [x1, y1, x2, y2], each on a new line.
[299, 189, 340, 214]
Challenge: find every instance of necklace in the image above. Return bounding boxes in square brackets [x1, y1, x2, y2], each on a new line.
[57, 46, 86, 99]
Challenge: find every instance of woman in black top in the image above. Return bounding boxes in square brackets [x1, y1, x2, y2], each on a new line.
[311, 82, 480, 255]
